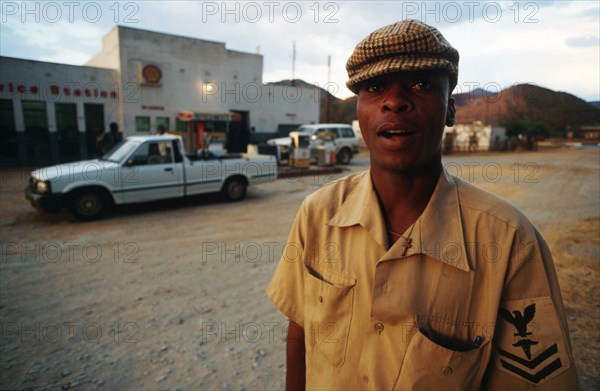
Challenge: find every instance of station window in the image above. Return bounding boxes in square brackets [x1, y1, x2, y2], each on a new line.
[84, 103, 105, 157]
[155, 116, 170, 131]
[22, 100, 50, 162]
[175, 118, 189, 132]
[136, 116, 150, 132]
[0, 99, 18, 162]
[55, 103, 79, 162]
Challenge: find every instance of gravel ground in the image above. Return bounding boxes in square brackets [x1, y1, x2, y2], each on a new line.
[0, 147, 598, 390]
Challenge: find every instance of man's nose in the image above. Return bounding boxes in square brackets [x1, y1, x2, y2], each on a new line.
[382, 85, 412, 113]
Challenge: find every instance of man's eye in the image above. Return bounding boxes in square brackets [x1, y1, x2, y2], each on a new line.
[364, 81, 383, 93]
[412, 81, 432, 91]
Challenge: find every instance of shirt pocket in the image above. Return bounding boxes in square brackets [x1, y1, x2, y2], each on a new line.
[304, 264, 356, 367]
[393, 328, 490, 391]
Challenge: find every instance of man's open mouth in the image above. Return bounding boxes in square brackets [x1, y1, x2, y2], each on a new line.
[379, 129, 416, 138]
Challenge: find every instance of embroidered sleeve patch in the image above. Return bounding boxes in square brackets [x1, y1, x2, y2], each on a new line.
[494, 297, 571, 385]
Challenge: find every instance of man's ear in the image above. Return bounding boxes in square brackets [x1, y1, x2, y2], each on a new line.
[446, 97, 456, 127]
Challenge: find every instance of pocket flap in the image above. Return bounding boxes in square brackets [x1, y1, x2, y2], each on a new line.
[305, 264, 356, 288]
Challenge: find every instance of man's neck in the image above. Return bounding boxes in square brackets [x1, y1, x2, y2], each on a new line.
[371, 159, 442, 236]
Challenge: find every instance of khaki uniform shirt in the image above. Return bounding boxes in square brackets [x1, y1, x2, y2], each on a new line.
[266, 170, 579, 390]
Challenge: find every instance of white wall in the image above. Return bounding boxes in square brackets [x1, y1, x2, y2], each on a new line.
[116, 26, 266, 134]
[85, 26, 318, 136]
[1, 26, 320, 164]
[443, 123, 507, 151]
[249, 84, 320, 133]
[85, 27, 121, 71]
[0, 57, 119, 133]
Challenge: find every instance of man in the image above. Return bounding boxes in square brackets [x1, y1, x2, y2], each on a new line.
[96, 122, 122, 155]
[156, 124, 167, 135]
[266, 19, 579, 390]
[109, 122, 123, 145]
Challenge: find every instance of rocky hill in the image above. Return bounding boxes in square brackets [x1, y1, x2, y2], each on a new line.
[268, 80, 599, 137]
[452, 84, 599, 136]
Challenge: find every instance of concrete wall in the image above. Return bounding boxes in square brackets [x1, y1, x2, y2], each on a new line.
[85, 27, 121, 71]
[0, 57, 119, 132]
[249, 84, 320, 133]
[88, 26, 318, 136]
[0, 57, 120, 164]
[115, 26, 266, 134]
[1, 26, 319, 164]
[444, 123, 507, 151]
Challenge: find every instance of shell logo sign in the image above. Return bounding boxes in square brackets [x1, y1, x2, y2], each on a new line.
[142, 64, 162, 84]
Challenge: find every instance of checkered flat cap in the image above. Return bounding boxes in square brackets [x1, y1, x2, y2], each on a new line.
[346, 19, 459, 93]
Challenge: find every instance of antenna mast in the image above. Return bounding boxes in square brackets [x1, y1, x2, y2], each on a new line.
[326, 55, 331, 123]
[292, 41, 296, 86]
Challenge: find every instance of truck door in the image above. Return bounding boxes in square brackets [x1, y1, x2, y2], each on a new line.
[183, 157, 223, 196]
[120, 140, 184, 203]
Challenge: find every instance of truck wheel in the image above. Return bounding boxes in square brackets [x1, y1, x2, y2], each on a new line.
[222, 177, 247, 201]
[68, 190, 107, 220]
[337, 148, 352, 165]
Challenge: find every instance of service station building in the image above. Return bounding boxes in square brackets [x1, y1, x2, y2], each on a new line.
[0, 26, 320, 166]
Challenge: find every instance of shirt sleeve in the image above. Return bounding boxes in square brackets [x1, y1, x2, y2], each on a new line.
[265, 200, 308, 326]
[482, 227, 580, 390]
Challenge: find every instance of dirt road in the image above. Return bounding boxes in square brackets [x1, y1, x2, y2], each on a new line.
[1, 148, 598, 390]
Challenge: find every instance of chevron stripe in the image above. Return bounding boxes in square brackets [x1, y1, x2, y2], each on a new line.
[500, 358, 562, 384]
[497, 344, 559, 369]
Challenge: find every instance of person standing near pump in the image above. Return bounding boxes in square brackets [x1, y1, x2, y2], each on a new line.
[266, 19, 579, 390]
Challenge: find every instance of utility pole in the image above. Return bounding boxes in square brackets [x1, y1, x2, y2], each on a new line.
[292, 41, 296, 86]
[326, 55, 331, 123]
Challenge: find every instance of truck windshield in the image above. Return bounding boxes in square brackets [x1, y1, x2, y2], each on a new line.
[102, 140, 139, 163]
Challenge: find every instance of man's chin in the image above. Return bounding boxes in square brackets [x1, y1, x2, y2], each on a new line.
[371, 155, 442, 176]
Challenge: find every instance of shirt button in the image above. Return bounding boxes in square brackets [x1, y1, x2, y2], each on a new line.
[442, 367, 453, 376]
[375, 323, 384, 333]
[318, 295, 323, 303]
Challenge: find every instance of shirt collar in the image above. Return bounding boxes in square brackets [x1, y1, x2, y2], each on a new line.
[327, 169, 471, 272]
[326, 171, 389, 250]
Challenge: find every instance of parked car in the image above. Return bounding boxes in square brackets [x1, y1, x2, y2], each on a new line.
[25, 135, 277, 220]
[266, 123, 360, 164]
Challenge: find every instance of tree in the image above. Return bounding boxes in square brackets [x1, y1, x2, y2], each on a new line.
[501, 119, 550, 138]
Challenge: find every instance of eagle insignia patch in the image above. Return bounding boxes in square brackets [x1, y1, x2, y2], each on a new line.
[494, 297, 571, 385]
[499, 303, 537, 358]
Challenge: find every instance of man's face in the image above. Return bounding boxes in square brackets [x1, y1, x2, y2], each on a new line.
[356, 70, 455, 174]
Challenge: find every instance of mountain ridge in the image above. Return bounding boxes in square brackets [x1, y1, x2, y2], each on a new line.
[267, 79, 599, 136]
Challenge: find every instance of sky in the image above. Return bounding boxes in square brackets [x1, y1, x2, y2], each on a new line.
[1, 0, 599, 101]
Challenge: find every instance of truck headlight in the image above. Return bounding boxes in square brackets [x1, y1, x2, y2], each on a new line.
[35, 180, 50, 193]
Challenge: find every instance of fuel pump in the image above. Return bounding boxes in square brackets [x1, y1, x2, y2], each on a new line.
[289, 131, 311, 168]
[314, 131, 337, 166]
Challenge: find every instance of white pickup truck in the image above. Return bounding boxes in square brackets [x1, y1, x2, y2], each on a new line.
[25, 135, 277, 220]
